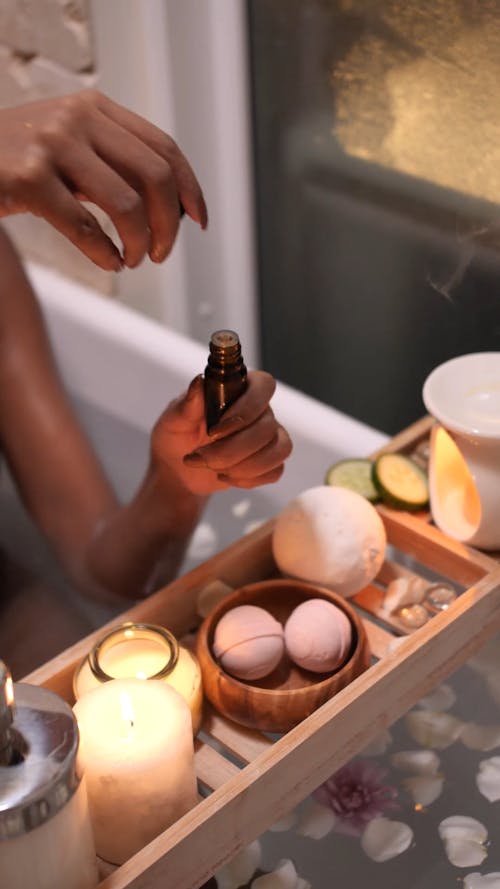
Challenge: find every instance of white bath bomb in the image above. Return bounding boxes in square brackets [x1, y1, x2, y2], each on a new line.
[213, 605, 285, 680]
[272, 485, 386, 597]
[284, 598, 352, 672]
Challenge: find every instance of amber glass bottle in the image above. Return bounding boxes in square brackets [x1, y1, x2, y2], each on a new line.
[204, 330, 247, 433]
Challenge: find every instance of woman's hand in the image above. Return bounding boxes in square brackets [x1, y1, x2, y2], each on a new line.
[151, 373, 293, 496]
[0, 90, 207, 270]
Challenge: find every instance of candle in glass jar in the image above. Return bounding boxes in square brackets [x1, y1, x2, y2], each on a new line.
[73, 623, 203, 733]
[73, 678, 198, 865]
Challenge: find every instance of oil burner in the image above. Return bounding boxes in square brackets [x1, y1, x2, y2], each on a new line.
[423, 352, 500, 550]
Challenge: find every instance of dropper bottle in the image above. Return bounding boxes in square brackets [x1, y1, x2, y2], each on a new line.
[204, 330, 247, 433]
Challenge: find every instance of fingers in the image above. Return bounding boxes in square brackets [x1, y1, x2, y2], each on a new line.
[57, 143, 150, 268]
[27, 174, 123, 271]
[207, 371, 277, 440]
[180, 370, 291, 488]
[95, 92, 208, 229]
[88, 113, 182, 263]
[0, 90, 207, 270]
[184, 415, 293, 488]
[163, 376, 205, 429]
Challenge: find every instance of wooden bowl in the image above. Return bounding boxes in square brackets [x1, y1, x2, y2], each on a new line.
[196, 579, 371, 733]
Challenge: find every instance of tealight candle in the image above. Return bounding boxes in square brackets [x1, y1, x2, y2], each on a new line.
[73, 623, 203, 732]
[73, 678, 198, 865]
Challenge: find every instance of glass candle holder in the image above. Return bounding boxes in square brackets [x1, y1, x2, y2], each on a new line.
[73, 623, 203, 733]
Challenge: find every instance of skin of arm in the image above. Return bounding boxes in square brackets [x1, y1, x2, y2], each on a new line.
[0, 230, 292, 602]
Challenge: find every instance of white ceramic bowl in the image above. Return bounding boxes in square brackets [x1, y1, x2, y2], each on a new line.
[423, 352, 500, 439]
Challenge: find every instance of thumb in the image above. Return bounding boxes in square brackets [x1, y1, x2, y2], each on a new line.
[174, 374, 205, 424]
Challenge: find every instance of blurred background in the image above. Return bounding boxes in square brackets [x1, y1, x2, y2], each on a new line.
[1, 0, 500, 435]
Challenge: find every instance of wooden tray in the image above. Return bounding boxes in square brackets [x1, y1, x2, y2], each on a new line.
[25, 415, 500, 889]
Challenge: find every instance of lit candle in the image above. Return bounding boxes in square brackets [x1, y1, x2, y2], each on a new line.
[0, 661, 97, 889]
[73, 623, 203, 733]
[73, 678, 198, 865]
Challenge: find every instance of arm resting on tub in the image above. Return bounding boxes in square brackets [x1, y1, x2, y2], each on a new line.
[0, 228, 291, 601]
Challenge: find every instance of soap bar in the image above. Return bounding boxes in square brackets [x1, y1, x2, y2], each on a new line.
[284, 598, 352, 673]
[213, 605, 284, 680]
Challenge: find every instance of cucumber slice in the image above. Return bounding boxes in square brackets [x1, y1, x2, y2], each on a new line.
[372, 454, 429, 511]
[325, 458, 380, 502]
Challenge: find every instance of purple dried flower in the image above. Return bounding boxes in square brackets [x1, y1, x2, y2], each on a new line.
[313, 759, 399, 836]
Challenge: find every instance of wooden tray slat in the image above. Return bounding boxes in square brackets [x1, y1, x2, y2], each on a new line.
[202, 709, 273, 764]
[194, 742, 241, 791]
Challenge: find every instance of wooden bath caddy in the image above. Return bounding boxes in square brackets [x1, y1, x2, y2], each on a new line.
[25, 415, 500, 889]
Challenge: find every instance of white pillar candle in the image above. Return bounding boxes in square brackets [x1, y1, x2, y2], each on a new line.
[73, 678, 198, 865]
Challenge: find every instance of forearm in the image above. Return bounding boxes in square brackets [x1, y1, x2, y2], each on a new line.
[83, 465, 207, 602]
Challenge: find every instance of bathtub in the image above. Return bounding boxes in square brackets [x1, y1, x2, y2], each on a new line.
[3, 265, 499, 888]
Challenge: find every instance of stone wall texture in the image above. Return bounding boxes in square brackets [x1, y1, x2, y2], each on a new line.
[0, 0, 114, 293]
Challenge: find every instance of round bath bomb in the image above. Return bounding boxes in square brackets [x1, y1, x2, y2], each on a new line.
[284, 598, 352, 672]
[272, 485, 386, 598]
[212, 604, 284, 681]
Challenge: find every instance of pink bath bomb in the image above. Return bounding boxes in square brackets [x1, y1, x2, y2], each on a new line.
[284, 598, 352, 673]
[213, 605, 285, 681]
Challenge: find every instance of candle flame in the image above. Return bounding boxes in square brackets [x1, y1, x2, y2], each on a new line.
[5, 675, 14, 706]
[120, 691, 135, 727]
[136, 671, 147, 680]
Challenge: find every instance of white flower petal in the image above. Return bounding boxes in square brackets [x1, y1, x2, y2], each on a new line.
[405, 709, 464, 749]
[187, 522, 218, 561]
[232, 499, 251, 518]
[467, 636, 500, 677]
[462, 724, 500, 752]
[361, 729, 393, 756]
[443, 838, 489, 868]
[417, 684, 457, 712]
[269, 811, 297, 833]
[439, 816, 488, 868]
[244, 519, 267, 535]
[464, 873, 500, 889]
[439, 815, 488, 843]
[391, 749, 441, 776]
[217, 840, 262, 889]
[476, 757, 500, 802]
[251, 859, 300, 889]
[296, 799, 336, 840]
[402, 775, 444, 806]
[361, 817, 413, 863]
